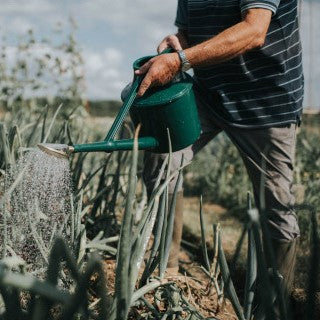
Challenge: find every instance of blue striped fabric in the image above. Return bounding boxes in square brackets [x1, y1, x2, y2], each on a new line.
[175, 0, 304, 128]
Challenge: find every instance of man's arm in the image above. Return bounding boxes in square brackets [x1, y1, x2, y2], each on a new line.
[136, 8, 272, 96]
[184, 8, 272, 66]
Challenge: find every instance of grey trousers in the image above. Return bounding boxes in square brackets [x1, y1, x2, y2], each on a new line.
[143, 87, 300, 242]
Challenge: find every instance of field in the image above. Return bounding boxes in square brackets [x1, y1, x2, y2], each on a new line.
[0, 103, 319, 320]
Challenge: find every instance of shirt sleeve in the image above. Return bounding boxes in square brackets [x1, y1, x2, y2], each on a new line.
[240, 0, 280, 15]
[175, 0, 188, 30]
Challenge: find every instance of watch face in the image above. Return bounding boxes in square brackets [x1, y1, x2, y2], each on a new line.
[182, 62, 191, 72]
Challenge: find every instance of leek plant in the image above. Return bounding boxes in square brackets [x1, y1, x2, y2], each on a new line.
[0, 108, 199, 319]
[0, 105, 319, 319]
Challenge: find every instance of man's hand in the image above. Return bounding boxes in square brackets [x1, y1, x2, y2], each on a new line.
[135, 32, 189, 97]
[135, 52, 181, 97]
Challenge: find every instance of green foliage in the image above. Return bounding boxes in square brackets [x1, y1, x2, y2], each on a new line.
[88, 100, 122, 117]
[295, 128, 320, 206]
[0, 238, 108, 319]
[1, 102, 320, 319]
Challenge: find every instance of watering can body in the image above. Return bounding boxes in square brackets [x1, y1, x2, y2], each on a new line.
[129, 72, 200, 153]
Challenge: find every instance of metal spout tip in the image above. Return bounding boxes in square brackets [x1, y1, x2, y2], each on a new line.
[37, 143, 74, 159]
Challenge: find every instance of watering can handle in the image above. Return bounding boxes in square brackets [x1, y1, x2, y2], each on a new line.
[104, 48, 175, 142]
[104, 75, 142, 142]
[159, 47, 174, 54]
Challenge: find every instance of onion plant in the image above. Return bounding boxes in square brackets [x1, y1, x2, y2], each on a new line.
[0, 105, 319, 319]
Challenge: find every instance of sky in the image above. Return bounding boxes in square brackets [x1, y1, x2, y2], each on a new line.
[0, 0, 319, 108]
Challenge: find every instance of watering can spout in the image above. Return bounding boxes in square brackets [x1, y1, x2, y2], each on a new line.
[38, 143, 74, 159]
[73, 137, 159, 153]
[38, 137, 159, 158]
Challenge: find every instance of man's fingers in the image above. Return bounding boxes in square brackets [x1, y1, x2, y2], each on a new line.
[135, 60, 152, 76]
[137, 75, 152, 97]
[158, 43, 169, 54]
[168, 35, 183, 51]
[157, 35, 183, 53]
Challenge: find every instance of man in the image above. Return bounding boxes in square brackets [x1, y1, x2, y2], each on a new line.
[137, 0, 303, 316]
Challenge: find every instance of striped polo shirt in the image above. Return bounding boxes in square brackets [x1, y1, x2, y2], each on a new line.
[175, 0, 304, 128]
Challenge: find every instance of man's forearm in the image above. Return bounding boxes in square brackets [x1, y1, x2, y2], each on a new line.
[184, 9, 272, 67]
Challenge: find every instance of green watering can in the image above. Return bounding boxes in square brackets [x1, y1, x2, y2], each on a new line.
[38, 50, 201, 158]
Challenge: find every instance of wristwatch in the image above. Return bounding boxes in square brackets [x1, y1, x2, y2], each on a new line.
[177, 50, 192, 72]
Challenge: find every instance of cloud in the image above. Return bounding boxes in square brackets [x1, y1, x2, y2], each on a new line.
[84, 48, 128, 99]
[73, 0, 176, 27]
[4, 16, 36, 34]
[0, 0, 177, 99]
[0, 0, 177, 42]
[0, 0, 54, 14]
[0, 0, 71, 37]
[70, 0, 177, 48]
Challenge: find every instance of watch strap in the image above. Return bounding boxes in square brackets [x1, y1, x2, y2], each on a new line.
[177, 50, 191, 71]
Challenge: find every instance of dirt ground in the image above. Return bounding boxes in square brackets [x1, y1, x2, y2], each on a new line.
[182, 197, 320, 320]
[101, 196, 241, 319]
[102, 197, 320, 319]
[103, 250, 237, 320]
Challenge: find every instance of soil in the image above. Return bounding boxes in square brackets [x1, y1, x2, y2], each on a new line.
[291, 289, 320, 319]
[182, 197, 320, 320]
[103, 249, 237, 320]
[98, 197, 320, 319]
